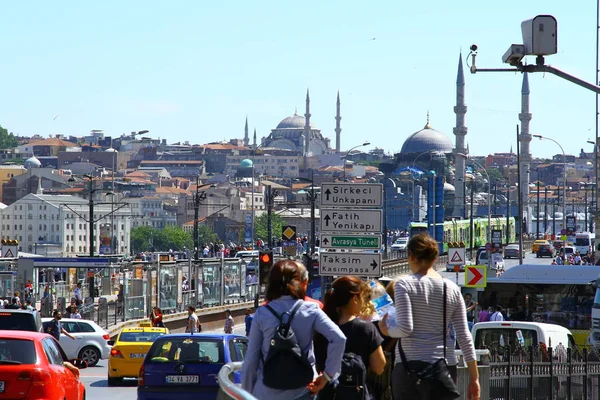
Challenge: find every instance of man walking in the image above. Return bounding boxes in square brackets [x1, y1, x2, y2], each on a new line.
[73, 283, 83, 306]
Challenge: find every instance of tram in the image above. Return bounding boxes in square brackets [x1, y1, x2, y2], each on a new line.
[408, 216, 516, 254]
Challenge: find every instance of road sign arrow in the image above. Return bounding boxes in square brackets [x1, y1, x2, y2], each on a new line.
[467, 267, 483, 286]
[370, 259, 378, 270]
[323, 214, 331, 227]
[324, 188, 331, 201]
[322, 238, 330, 245]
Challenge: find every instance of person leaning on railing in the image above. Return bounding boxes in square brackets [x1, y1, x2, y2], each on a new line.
[380, 233, 480, 400]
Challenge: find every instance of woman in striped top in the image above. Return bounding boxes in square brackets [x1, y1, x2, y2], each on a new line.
[380, 234, 480, 400]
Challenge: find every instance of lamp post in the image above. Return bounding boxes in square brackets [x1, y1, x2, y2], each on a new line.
[193, 180, 216, 260]
[457, 154, 491, 265]
[342, 142, 370, 181]
[295, 170, 316, 259]
[533, 135, 567, 236]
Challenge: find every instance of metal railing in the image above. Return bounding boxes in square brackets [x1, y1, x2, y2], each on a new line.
[217, 362, 258, 400]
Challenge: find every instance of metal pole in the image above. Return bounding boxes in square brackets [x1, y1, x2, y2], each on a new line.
[432, 173, 436, 241]
[470, 179, 475, 260]
[194, 177, 200, 260]
[89, 178, 94, 257]
[517, 125, 524, 265]
[506, 184, 510, 245]
[544, 186, 548, 234]
[251, 162, 255, 249]
[494, 183, 498, 214]
[383, 181, 388, 257]
[267, 185, 272, 249]
[585, 184, 589, 232]
[310, 170, 315, 257]
[536, 180, 540, 238]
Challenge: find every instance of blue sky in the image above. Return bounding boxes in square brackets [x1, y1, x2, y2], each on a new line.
[0, 1, 596, 158]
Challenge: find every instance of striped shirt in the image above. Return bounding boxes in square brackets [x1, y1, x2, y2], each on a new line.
[387, 275, 476, 365]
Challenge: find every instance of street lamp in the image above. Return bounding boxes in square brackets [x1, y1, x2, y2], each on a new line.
[294, 170, 317, 259]
[193, 181, 216, 260]
[532, 135, 567, 234]
[457, 154, 491, 264]
[342, 142, 370, 181]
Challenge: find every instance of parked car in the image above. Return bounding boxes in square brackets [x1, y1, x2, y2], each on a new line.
[391, 238, 408, 251]
[536, 244, 557, 258]
[0, 309, 43, 332]
[42, 317, 111, 367]
[138, 333, 248, 400]
[108, 325, 169, 386]
[477, 251, 505, 270]
[532, 240, 550, 253]
[503, 244, 521, 259]
[0, 331, 87, 400]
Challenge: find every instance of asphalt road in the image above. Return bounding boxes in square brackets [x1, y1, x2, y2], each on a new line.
[82, 324, 247, 400]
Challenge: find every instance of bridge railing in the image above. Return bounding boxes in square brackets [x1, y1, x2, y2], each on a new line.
[217, 362, 258, 400]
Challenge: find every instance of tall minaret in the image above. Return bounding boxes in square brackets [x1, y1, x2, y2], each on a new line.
[335, 91, 342, 152]
[304, 89, 311, 156]
[244, 116, 249, 147]
[519, 72, 532, 232]
[253, 128, 257, 150]
[453, 53, 468, 217]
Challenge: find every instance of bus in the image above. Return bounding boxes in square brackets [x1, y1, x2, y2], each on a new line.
[575, 232, 594, 255]
[408, 216, 516, 254]
[477, 264, 600, 348]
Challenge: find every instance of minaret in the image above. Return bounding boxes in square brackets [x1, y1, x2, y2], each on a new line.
[335, 91, 342, 153]
[453, 53, 468, 217]
[519, 73, 532, 232]
[304, 89, 311, 156]
[244, 116, 249, 147]
[253, 128, 257, 150]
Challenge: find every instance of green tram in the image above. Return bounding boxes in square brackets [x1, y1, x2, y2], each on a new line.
[408, 216, 516, 254]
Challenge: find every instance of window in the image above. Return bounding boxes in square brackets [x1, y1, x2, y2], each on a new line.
[0, 339, 37, 364]
[147, 338, 224, 363]
[229, 338, 248, 362]
[42, 338, 65, 365]
[61, 321, 82, 333]
[77, 322, 96, 333]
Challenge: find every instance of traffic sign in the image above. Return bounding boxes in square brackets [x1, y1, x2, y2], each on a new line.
[465, 265, 487, 288]
[320, 183, 383, 208]
[282, 241, 297, 256]
[282, 225, 297, 241]
[319, 252, 382, 277]
[320, 235, 381, 250]
[491, 229, 503, 252]
[448, 247, 466, 265]
[320, 209, 382, 233]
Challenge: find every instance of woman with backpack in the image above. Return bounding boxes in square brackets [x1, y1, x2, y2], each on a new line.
[379, 234, 480, 400]
[315, 276, 387, 400]
[241, 260, 346, 400]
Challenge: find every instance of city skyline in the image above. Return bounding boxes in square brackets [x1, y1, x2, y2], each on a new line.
[0, 1, 596, 159]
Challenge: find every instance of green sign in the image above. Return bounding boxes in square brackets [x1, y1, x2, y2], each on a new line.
[320, 235, 381, 250]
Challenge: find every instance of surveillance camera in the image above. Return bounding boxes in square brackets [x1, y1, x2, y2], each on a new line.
[502, 44, 526, 66]
[470, 44, 478, 52]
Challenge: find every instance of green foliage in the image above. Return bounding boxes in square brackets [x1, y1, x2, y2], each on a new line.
[254, 212, 285, 243]
[0, 126, 18, 149]
[196, 224, 218, 247]
[130, 225, 193, 253]
[486, 168, 504, 183]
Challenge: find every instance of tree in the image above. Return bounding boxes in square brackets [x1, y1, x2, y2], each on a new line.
[159, 225, 193, 251]
[254, 213, 286, 243]
[130, 225, 193, 253]
[196, 224, 218, 248]
[130, 226, 155, 253]
[486, 167, 504, 183]
[0, 125, 18, 149]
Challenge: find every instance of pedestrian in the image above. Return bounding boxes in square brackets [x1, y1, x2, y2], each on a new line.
[464, 293, 477, 324]
[244, 308, 254, 336]
[5, 298, 19, 309]
[117, 284, 124, 316]
[490, 305, 505, 322]
[315, 276, 386, 400]
[73, 283, 83, 306]
[379, 233, 480, 400]
[224, 309, 234, 334]
[150, 307, 164, 327]
[478, 306, 492, 323]
[46, 310, 76, 342]
[70, 307, 82, 319]
[241, 259, 346, 400]
[186, 305, 199, 333]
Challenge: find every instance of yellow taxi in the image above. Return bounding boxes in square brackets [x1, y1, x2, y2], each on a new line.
[532, 240, 550, 253]
[107, 322, 169, 386]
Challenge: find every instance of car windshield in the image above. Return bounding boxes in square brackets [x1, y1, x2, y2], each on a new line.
[148, 337, 224, 364]
[0, 312, 36, 331]
[0, 339, 37, 364]
[119, 331, 166, 342]
[575, 238, 590, 246]
[475, 328, 538, 351]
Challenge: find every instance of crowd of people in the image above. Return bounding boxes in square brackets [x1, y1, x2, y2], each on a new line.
[239, 234, 480, 400]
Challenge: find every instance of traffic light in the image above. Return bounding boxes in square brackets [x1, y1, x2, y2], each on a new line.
[258, 250, 273, 285]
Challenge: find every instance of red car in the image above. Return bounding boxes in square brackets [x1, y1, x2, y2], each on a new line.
[0, 331, 87, 400]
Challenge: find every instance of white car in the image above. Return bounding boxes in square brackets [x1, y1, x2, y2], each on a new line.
[42, 317, 111, 367]
[391, 238, 408, 251]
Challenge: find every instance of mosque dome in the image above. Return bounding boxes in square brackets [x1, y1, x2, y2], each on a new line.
[401, 121, 454, 154]
[24, 155, 42, 168]
[276, 113, 316, 129]
[240, 159, 253, 168]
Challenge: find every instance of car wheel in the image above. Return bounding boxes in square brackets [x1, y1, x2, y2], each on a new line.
[107, 376, 122, 386]
[79, 346, 100, 367]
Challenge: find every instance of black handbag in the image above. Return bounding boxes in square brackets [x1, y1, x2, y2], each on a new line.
[397, 281, 460, 400]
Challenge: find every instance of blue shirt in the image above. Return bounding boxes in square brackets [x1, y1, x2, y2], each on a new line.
[245, 314, 254, 335]
[241, 296, 346, 400]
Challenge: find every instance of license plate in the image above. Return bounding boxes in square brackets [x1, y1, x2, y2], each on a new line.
[166, 375, 199, 384]
[0, 381, 3, 393]
[130, 353, 145, 359]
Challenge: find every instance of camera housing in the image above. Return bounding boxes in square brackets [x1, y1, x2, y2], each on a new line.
[502, 44, 526, 66]
[470, 44, 478, 52]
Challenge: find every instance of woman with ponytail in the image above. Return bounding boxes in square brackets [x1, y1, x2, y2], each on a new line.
[315, 276, 387, 399]
[241, 260, 346, 400]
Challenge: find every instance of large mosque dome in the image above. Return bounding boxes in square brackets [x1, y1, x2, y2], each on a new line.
[401, 122, 454, 154]
[276, 113, 316, 129]
[24, 155, 42, 168]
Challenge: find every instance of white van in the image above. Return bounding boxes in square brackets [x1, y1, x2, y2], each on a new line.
[471, 321, 574, 352]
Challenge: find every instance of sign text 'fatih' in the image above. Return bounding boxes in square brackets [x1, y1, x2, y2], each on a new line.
[320, 209, 382, 234]
[320, 183, 383, 208]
